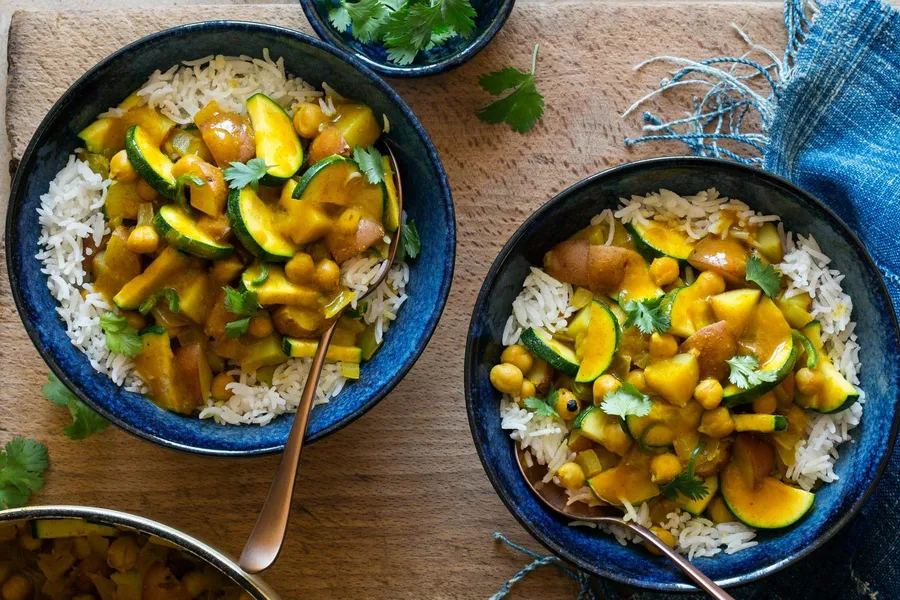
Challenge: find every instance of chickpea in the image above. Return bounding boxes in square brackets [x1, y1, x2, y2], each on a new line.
[796, 367, 824, 396]
[519, 379, 536, 400]
[500, 345, 533, 374]
[1, 573, 32, 600]
[696, 271, 726, 295]
[557, 462, 586, 491]
[107, 536, 140, 572]
[72, 536, 92, 559]
[490, 363, 524, 396]
[649, 257, 680, 287]
[136, 178, 158, 201]
[0, 527, 16, 543]
[248, 312, 274, 338]
[308, 125, 348, 164]
[285, 253, 316, 285]
[625, 369, 647, 392]
[694, 379, 723, 410]
[18, 531, 40, 552]
[313, 259, 341, 292]
[698, 407, 735, 438]
[182, 571, 210, 598]
[554, 388, 582, 420]
[211, 372, 236, 401]
[592, 374, 621, 405]
[649, 332, 679, 358]
[0, 564, 14, 587]
[650, 453, 683, 484]
[109, 150, 138, 183]
[126, 226, 160, 254]
[752, 391, 777, 414]
[707, 496, 735, 524]
[646, 526, 676, 556]
[293, 102, 330, 138]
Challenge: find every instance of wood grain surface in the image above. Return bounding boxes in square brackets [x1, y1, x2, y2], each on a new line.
[2, 3, 784, 598]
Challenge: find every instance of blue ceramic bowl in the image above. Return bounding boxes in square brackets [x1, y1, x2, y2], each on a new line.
[299, 0, 516, 77]
[465, 157, 900, 591]
[6, 22, 455, 456]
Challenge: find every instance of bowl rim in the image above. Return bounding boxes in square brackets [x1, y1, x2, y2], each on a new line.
[463, 155, 900, 591]
[5, 20, 456, 457]
[0, 505, 280, 599]
[298, 0, 517, 78]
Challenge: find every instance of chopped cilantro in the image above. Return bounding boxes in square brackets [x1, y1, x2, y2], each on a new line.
[138, 288, 179, 316]
[727, 353, 778, 389]
[223, 287, 261, 317]
[659, 443, 709, 502]
[0, 437, 50, 508]
[396, 219, 421, 262]
[623, 296, 671, 335]
[98, 312, 143, 358]
[599, 382, 652, 419]
[42, 373, 109, 441]
[745, 255, 782, 298]
[224, 158, 271, 192]
[224, 318, 252, 339]
[352, 145, 386, 184]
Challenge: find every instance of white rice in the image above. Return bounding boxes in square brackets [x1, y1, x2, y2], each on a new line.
[502, 188, 863, 558]
[37, 52, 410, 427]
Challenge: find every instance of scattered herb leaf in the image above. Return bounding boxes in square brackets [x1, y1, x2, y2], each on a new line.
[523, 396, 558, 418]
[250, 264, 270, 286]
[98, 313, 143, 358]
[224, 317, 252, 339]
[140, 325, 167, 336]
[660, 443, 709, 501]
[745, 256, 782, 298]
[352, 146, 385, 184]
[726, 353, 778, 389]
[224, 158, 271, 192]
[223, 287, 261, 317]
[345, 301, 369, 320]
[43, 374, 109, 440]
[138, 288, 180, 316]
[476, 44, 545, 133]
[623, 296, 671, 335]
[599, 382, 652, 419]
[396, 219, 421, 262]
[329, 0, 388, 43]
[0, 437, 49, 509]
[174, 175, 204, 210]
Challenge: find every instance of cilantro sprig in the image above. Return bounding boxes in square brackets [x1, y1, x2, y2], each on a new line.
[138, 288, 179, 316]
[476, 44, 545, 133]
[98, 313, 143, 358]
[224, 158, 271, 192]
[329, 0, 476, 65]
[659, 443, 709, 502]
[352, 146, 386, 184]
[223, 287, 262, 339]
[0, 437, 49, 509]
[623, 296, 671, 335]
[745, 255, 781, 298]
[726, 353, 778, 389]
[396, 220, 421, 262]
[522, 385, 559, 418]
[42, 374, 109, 440]
[599, 381, 652, 419]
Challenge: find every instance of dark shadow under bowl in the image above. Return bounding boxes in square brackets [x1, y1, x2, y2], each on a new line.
[465, 157, 900, 591]
[6, 22, 455, 456]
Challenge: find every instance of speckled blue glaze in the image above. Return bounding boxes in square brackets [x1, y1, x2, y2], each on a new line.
[464, 158, 900, 591]
[6, 22, 455, 456]
[299, 0, 516, 78]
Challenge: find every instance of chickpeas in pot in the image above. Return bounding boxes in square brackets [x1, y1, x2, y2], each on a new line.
[284, 253, 316, 285]
[1, 572, 32, 600]
[313, 259, 341, 292]
[698, 407, 735, 438]
[650, 453, 682, 484]
[500, 345, 533, 375]
[211, 372, 236, 401]
[554, 388, 582, 420]
[107, 535, 140, 572]
[109, 150, 138, 183]
[557, 462, 586, 491]
[693, 378, 723, 410]
[649, 332, 678, 358]
[490, 363, 523, 396]
[293, 102, 330, 139]
[592, 374, 621, 405]
[649, 257, 679, 287]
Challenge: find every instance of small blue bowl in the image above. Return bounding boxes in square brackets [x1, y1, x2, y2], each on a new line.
[465, 157, 900, 591]
[6, 22, 455, 456]
[299, 0, 516, 77]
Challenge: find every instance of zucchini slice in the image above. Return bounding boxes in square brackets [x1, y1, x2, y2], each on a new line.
[291, 155, 362, 205]
[571, 405, 606, 442]
[794, 359, 860, 413]
[124, 125, 176, 198]
[78, 118, 124, 156]
[679, 476, 719, 517]
[242, 264, 319, 307]
[520, 328, 579, 377]
[382, 155, 401, 232]
[227, 185, 298, 262]
[573, 301, 620, 383]
[732, 414, 789, 432]
[246, 93, 303, 185]
[282, 337, 363, 363]
[721, 462, 814, 529]
[32, 519, 119, 539]
[587, 461, 660, 506]
[626, 221, 696, 262]
[154, 205, 234, 259]
[791, 330, 819, 369]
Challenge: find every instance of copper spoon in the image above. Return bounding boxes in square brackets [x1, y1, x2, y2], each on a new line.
[239, 145, 403, 574]
[513, 447, 734, 599]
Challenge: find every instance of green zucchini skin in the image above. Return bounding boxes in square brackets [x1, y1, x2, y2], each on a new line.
[246, 93, 303, 186]
[153, 205, 234, 260]
[519, 328, 579, 377]
[226, 186, 296, 263]
[291, 155, 357, 200]
[124, 125, 176, 198]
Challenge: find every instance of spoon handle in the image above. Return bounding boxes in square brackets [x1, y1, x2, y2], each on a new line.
[239, 323, 337, 574]
[621, 522, 735, 600]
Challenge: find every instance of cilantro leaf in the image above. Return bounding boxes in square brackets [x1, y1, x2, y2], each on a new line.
[382, 3, 441, 65]
[660, 443, 709, 501]
[345, 301, 369, 320]
[396, 219, 421, 262]
[623, 296, 671, 335]
[476, 44, 545, 133]
[42, 374, 110, 441]
[328, 4, 353, 32]
[439, 0, 476, 38]
[332, 0, 389, 43]
[224, 158, 271, 192]
[98, 312, 143, 358]
[599, 382, 652, 419]
[523, 396, 558, 418]
[352, 145, 385, 184]
[224, 317, 251, 339]
[223, 287, 261, 316]
[0, 437, 49, 508]
[745, 255, 782, 298]
[138, 288, 179, 316]
[726, 354, 778, 389]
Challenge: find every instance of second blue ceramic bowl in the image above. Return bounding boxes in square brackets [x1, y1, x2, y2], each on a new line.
[6, 22, 455, 456]
[465, 157, 900, 590]
[299, 0, 516, 77]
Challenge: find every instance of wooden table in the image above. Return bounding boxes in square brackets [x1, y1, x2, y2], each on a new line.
[1, 3, 785, 598]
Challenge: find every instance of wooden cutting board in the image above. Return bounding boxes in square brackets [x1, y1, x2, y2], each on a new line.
[1, 3, 784, 598]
